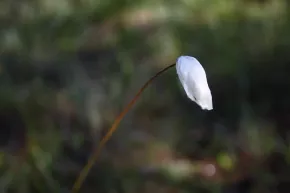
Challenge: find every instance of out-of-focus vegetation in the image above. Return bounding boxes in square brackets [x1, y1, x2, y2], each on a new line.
[1, 0, 290, 192]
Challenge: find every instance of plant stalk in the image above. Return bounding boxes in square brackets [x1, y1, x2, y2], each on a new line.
[72, 63, 176, 193]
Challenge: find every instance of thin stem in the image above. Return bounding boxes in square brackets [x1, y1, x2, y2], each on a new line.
[71, 63, 176, 193]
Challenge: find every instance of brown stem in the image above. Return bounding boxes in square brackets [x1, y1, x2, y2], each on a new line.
[72, 63, 176, 193]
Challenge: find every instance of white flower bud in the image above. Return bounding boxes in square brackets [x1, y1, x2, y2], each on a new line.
[176, 56, 213, 110]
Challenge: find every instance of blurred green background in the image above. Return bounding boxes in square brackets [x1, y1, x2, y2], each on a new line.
[0, 0, 290, 192]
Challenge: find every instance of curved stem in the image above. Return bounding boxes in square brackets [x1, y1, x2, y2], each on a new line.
[72, 63, 176, 193]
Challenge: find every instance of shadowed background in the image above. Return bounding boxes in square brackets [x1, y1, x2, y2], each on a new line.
[0, 0, 290, 192]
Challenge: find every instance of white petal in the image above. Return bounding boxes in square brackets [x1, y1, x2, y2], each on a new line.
[176, 56, 213, 110]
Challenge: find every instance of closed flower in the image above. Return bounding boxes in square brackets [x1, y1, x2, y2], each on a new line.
[176, 56, 213, 110]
